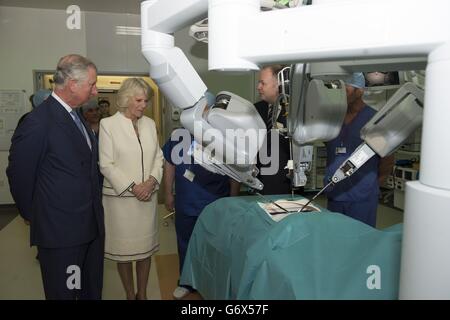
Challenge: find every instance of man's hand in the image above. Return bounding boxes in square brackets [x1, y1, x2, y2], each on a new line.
[165, 193, 175, 212]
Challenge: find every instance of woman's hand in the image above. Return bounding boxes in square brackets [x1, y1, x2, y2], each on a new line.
[144, 176, 158, 194]
[131, 183, 148, 201]
[133, 177, 158, 201]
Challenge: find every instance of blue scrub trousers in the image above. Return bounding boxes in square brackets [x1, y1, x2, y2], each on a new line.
[175, 212, 198, 289]
[327, 196, 378, 227]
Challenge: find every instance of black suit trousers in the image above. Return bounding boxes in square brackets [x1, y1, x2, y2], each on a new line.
[37, 235, 104, 300]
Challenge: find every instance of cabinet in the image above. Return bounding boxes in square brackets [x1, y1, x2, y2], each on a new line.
[389, 149, 420, 210]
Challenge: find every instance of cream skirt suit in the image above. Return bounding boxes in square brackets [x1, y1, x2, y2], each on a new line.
[99, 112, 163, 261]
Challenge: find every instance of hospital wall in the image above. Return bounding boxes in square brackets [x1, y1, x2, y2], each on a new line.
[0, 6, 256, 204]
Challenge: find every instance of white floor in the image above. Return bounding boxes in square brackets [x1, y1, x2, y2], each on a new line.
[0, 204, 177, 300]
[0, 198, 403, 300]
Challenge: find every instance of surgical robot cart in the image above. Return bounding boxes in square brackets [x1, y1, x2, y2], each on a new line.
[141, 0, 450, 299]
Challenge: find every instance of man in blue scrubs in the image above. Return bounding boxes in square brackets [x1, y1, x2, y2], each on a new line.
[163, 128, 240, 299]
[324, 73, 394, 227]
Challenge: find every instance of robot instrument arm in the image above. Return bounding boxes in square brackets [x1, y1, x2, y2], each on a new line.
[141, 0, 266, 190]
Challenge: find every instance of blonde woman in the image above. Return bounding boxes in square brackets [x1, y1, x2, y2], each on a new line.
[99, 78, 163, 300]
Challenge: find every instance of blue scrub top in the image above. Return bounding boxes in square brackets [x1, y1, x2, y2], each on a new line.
[324, 105, 380, 202]
[163, 130, 230, 216]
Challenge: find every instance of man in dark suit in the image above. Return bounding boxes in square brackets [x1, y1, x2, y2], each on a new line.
[7, 54, 104, 300]
[80, 99, 100, 141]
[254, 65, 292, 195]
[80, 99, 103, 187]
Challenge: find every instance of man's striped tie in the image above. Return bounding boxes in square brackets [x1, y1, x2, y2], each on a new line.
[70, 110, 92, 150]
[266, 104, 275, 129]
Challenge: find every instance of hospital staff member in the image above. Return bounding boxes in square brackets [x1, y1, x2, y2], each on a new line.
[163, 128, 239, 299]
[17, 89, 51, 127]
[80, 99, 101, 140]
[324, 72, 395, 227]
[254, 65, 293, 195]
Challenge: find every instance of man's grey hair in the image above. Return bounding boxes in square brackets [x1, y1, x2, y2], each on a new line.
[53, 54, 97, 88]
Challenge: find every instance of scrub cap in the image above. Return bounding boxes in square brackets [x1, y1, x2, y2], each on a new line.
[32, 89, 51, 107]
[344, 72, 366, 89]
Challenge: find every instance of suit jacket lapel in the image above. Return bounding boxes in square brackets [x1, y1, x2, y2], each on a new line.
[78, 110, 95, 150]
[49, 97, 92, 155]
[73, 109, 99, 174]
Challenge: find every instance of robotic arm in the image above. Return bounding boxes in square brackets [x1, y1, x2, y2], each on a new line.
[332, 82, 424, 184]
[141, 0, 266, 190]
[266, 63, 423, 191]
[142, 0, 450, 298]
[141, 0, 207, 109]
[286, 63, 348, 187]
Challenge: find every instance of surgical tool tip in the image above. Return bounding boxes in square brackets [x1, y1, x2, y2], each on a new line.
[298, 181, 333, 213]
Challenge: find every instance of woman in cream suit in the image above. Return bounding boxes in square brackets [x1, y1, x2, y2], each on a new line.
[99, 78, 163, 300]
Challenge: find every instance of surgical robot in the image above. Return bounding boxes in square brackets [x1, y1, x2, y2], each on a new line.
[277, 65, 425, 210]
[141, 0, 450, 299]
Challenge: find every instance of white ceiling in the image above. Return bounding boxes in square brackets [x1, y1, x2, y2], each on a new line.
[0, 0, 144, 14]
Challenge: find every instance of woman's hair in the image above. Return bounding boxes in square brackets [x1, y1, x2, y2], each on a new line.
[116, 78, 153, 112]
